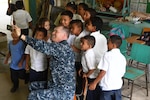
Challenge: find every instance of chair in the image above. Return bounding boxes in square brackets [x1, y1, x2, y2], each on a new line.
[126, 27, 150, 44]
[123, 43, 150, 100]
[120, 39, 132, 61]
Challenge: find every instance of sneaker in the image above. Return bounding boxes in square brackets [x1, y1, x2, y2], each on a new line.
[10, 87, 18, 93]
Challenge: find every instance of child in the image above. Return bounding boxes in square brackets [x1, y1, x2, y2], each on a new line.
[80, 35, 100, 100]
[70, 19, 85, 94]
[86, 16, 108, 66]
[65, 1, 83, 22]
[33, 17, 51, 43]
[89, 35, 126, 100]
[59, 10, 75, 45]
[4, 30, 27, 93]
[83, 8, 97, 22]
[77, 3, 89, 21]
[54, 1, 83, 26]
[13, 1, 33, 35]
[25, 28, 48, 89]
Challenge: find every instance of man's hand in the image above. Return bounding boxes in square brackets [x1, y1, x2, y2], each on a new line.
[14, 25, 21, 37]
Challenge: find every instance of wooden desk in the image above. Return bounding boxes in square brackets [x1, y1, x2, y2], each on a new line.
[126, 36, 145, 44]
[109, 20, 150, 35]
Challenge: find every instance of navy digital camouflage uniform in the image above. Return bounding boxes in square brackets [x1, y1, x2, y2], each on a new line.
[25, 37, 76, 100]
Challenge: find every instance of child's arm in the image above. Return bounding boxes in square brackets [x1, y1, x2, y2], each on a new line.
[83, 69, 95, 78]
[25, 54, 30, 71]
[18, 54, 26, 68]
[78, 68, 83, 76]
[89, 70, 106, 90]
[4, 51, 11, 64]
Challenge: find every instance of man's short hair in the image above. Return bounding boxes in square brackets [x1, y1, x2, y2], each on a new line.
[110, 35, 122, 48]
[58, 25, 70, 38]
[81, 35, 95, 48]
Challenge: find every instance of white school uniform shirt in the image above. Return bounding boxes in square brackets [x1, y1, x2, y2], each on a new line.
[13, 9, 32, 29]
[25, 45, 47, 72]
[67, 33, 76, 46]
[81, 49, 99, 78]
[73, 31, 87, 62]
[98, 48, 126, 91]
[90, 30, 108, 66]
[73, 14, 84, 22]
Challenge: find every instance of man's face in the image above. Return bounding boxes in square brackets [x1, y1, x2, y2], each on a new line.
[51, 26, 66, 42]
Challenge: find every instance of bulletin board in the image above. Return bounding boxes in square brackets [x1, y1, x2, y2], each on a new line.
[130, 0, 149, 13]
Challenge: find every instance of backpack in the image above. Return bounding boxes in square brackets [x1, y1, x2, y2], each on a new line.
[109, 25, 127, 39]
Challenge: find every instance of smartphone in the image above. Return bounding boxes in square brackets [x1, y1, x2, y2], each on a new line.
[7, 25, 12, 31]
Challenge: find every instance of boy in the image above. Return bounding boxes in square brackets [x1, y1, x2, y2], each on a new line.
[4, 30, 27, 93]
[89, 35, 126, 100]
[13, 1, 33, 35]
[70, 19, 86, 94]
[54, 1, 83, 26]
[77, 3, 89, 21]
[86, 16, 108, 66]
[80, 35, 100, 100]
[59, 10, 75, 45]
[25, 28, 48, 86]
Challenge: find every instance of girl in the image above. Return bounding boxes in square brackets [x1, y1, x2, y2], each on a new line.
[33, 17, 51, 43]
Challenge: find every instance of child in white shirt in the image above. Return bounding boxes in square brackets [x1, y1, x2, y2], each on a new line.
[25, 28, 48, 86]
[86, 16, 108, 66]
[89, 35, 126, 100]
[80, 35, 100, 100]
[13, 1, 33, 35]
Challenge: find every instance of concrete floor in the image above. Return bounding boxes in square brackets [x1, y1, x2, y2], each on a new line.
[0, 41, 150, 100]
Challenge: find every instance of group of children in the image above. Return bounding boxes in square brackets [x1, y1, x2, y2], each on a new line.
[4, 1, 126, 100]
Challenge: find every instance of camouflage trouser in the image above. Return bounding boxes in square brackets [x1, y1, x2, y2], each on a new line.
[28, 81, 75, 100]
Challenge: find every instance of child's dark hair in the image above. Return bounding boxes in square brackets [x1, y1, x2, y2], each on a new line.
[61, 10, 73, 19]
[35, 28, 47, 37]
[110, 35, 122, 48]
[37, 17, 49, 28]
[70, 19, 83, 32]
[78, 3, 88, 10]
[16, 1, 24, 9]
[66, 1, 77, 11]
[81, 35, 95, 48]
[87, 16, 103, 31]
[85, 8, 97, 18]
